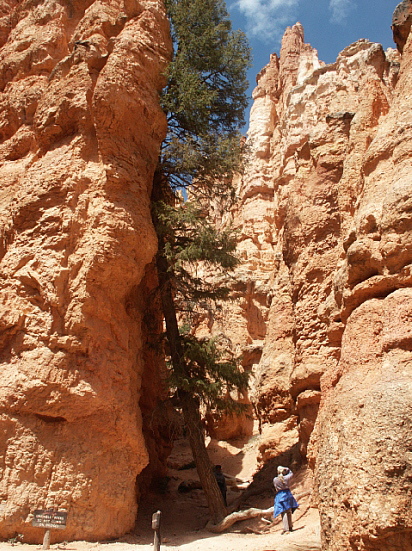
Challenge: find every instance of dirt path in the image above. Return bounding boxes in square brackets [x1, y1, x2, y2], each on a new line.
[1, 485, 320, 551]
[0, 508, 321, 551]
[0, 438, 321, 551]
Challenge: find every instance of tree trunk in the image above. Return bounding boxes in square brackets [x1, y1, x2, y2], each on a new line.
[179, 390, 227, 524]
[151, 175, 227, 524]
[206, 492, 312, 533]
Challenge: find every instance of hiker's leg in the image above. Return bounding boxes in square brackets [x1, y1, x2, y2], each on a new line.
[281, 510, 290, 531]
[286, 509, 293, 531]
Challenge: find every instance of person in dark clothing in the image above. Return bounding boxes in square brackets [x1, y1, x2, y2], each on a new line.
[213, 464, 227, 506]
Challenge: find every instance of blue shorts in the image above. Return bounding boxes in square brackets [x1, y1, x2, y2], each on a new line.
[273, 489, 299, 518]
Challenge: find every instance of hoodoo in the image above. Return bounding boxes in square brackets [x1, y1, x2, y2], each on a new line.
[1, 0, 412, 549]
[201, 6, 412, 550]
[0, 0, 171, 542]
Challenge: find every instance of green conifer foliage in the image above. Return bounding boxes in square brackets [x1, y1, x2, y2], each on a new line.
[160, 0, 251, 190]
[150, 0, 252, 524]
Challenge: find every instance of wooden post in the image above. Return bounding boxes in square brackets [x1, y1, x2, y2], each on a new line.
[152, 510, 161, 551]
[42, 529, 51, 550]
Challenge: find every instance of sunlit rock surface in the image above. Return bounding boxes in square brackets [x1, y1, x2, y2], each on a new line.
[311, 6, 412, 548]
[206, 9, 412, 549]
[212, 22, 400, 458]
[0, 0, 170, 542]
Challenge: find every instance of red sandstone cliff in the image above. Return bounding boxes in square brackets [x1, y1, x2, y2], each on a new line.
[311, 3, 412, 549]
[2, 0, 412, 548]
[0, 0, 170, 542]
[210, 22, 400, 454]
[205, 5, 412, 549]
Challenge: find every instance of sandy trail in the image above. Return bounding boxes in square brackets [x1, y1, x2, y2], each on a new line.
[0, 438, 321, 551]
[0, 510, 321, 551]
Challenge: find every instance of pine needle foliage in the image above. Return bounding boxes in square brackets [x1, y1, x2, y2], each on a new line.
[153, 198, 239, 316]
[154, 199, 238, 269]
[160, 0, 252, 191]
[168, 334, 249, 413]
[151, 0, 252, 524]
[153, 0, 252, 432]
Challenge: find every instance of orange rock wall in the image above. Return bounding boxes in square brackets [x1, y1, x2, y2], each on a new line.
[311, 6, 412, 548]
[210, 8, 412, 549]
[214, 23, 400, 458]
[0, 0, 170, 542]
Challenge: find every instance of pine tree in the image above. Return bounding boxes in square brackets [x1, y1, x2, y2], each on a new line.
[159, 0, 251, 192]
[151, 0, 251, 524]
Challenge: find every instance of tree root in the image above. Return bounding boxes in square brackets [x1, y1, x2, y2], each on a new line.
[206, 491, 313, 534]
[206, 506, 274, 533]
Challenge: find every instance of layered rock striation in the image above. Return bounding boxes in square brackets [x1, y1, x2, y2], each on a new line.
[2, 0, 412, 547]
[208, 7, 412, 550]
[311, 6, 412, 549]
[213, 22, 400, 458]
[0, 0, 170, 542]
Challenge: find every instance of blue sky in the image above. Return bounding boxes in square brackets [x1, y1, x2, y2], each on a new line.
[227, 0, 401, 128]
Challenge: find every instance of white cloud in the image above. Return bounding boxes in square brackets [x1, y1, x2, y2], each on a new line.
[329, 0, 356, 24]
[233, 0, 357, 44]
[233, 0, 300, 42]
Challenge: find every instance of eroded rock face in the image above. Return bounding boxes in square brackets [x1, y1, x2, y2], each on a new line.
[310, 10, 412, 549]
[392, 0, 412, 52]
[210, 23, 400, 461]
[313, 291, 412, 550]
[207, 9, 412, 548]
[0, 0, 170, 542]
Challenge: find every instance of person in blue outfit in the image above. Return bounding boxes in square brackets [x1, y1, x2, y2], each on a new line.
[273, 465, 299, 533]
